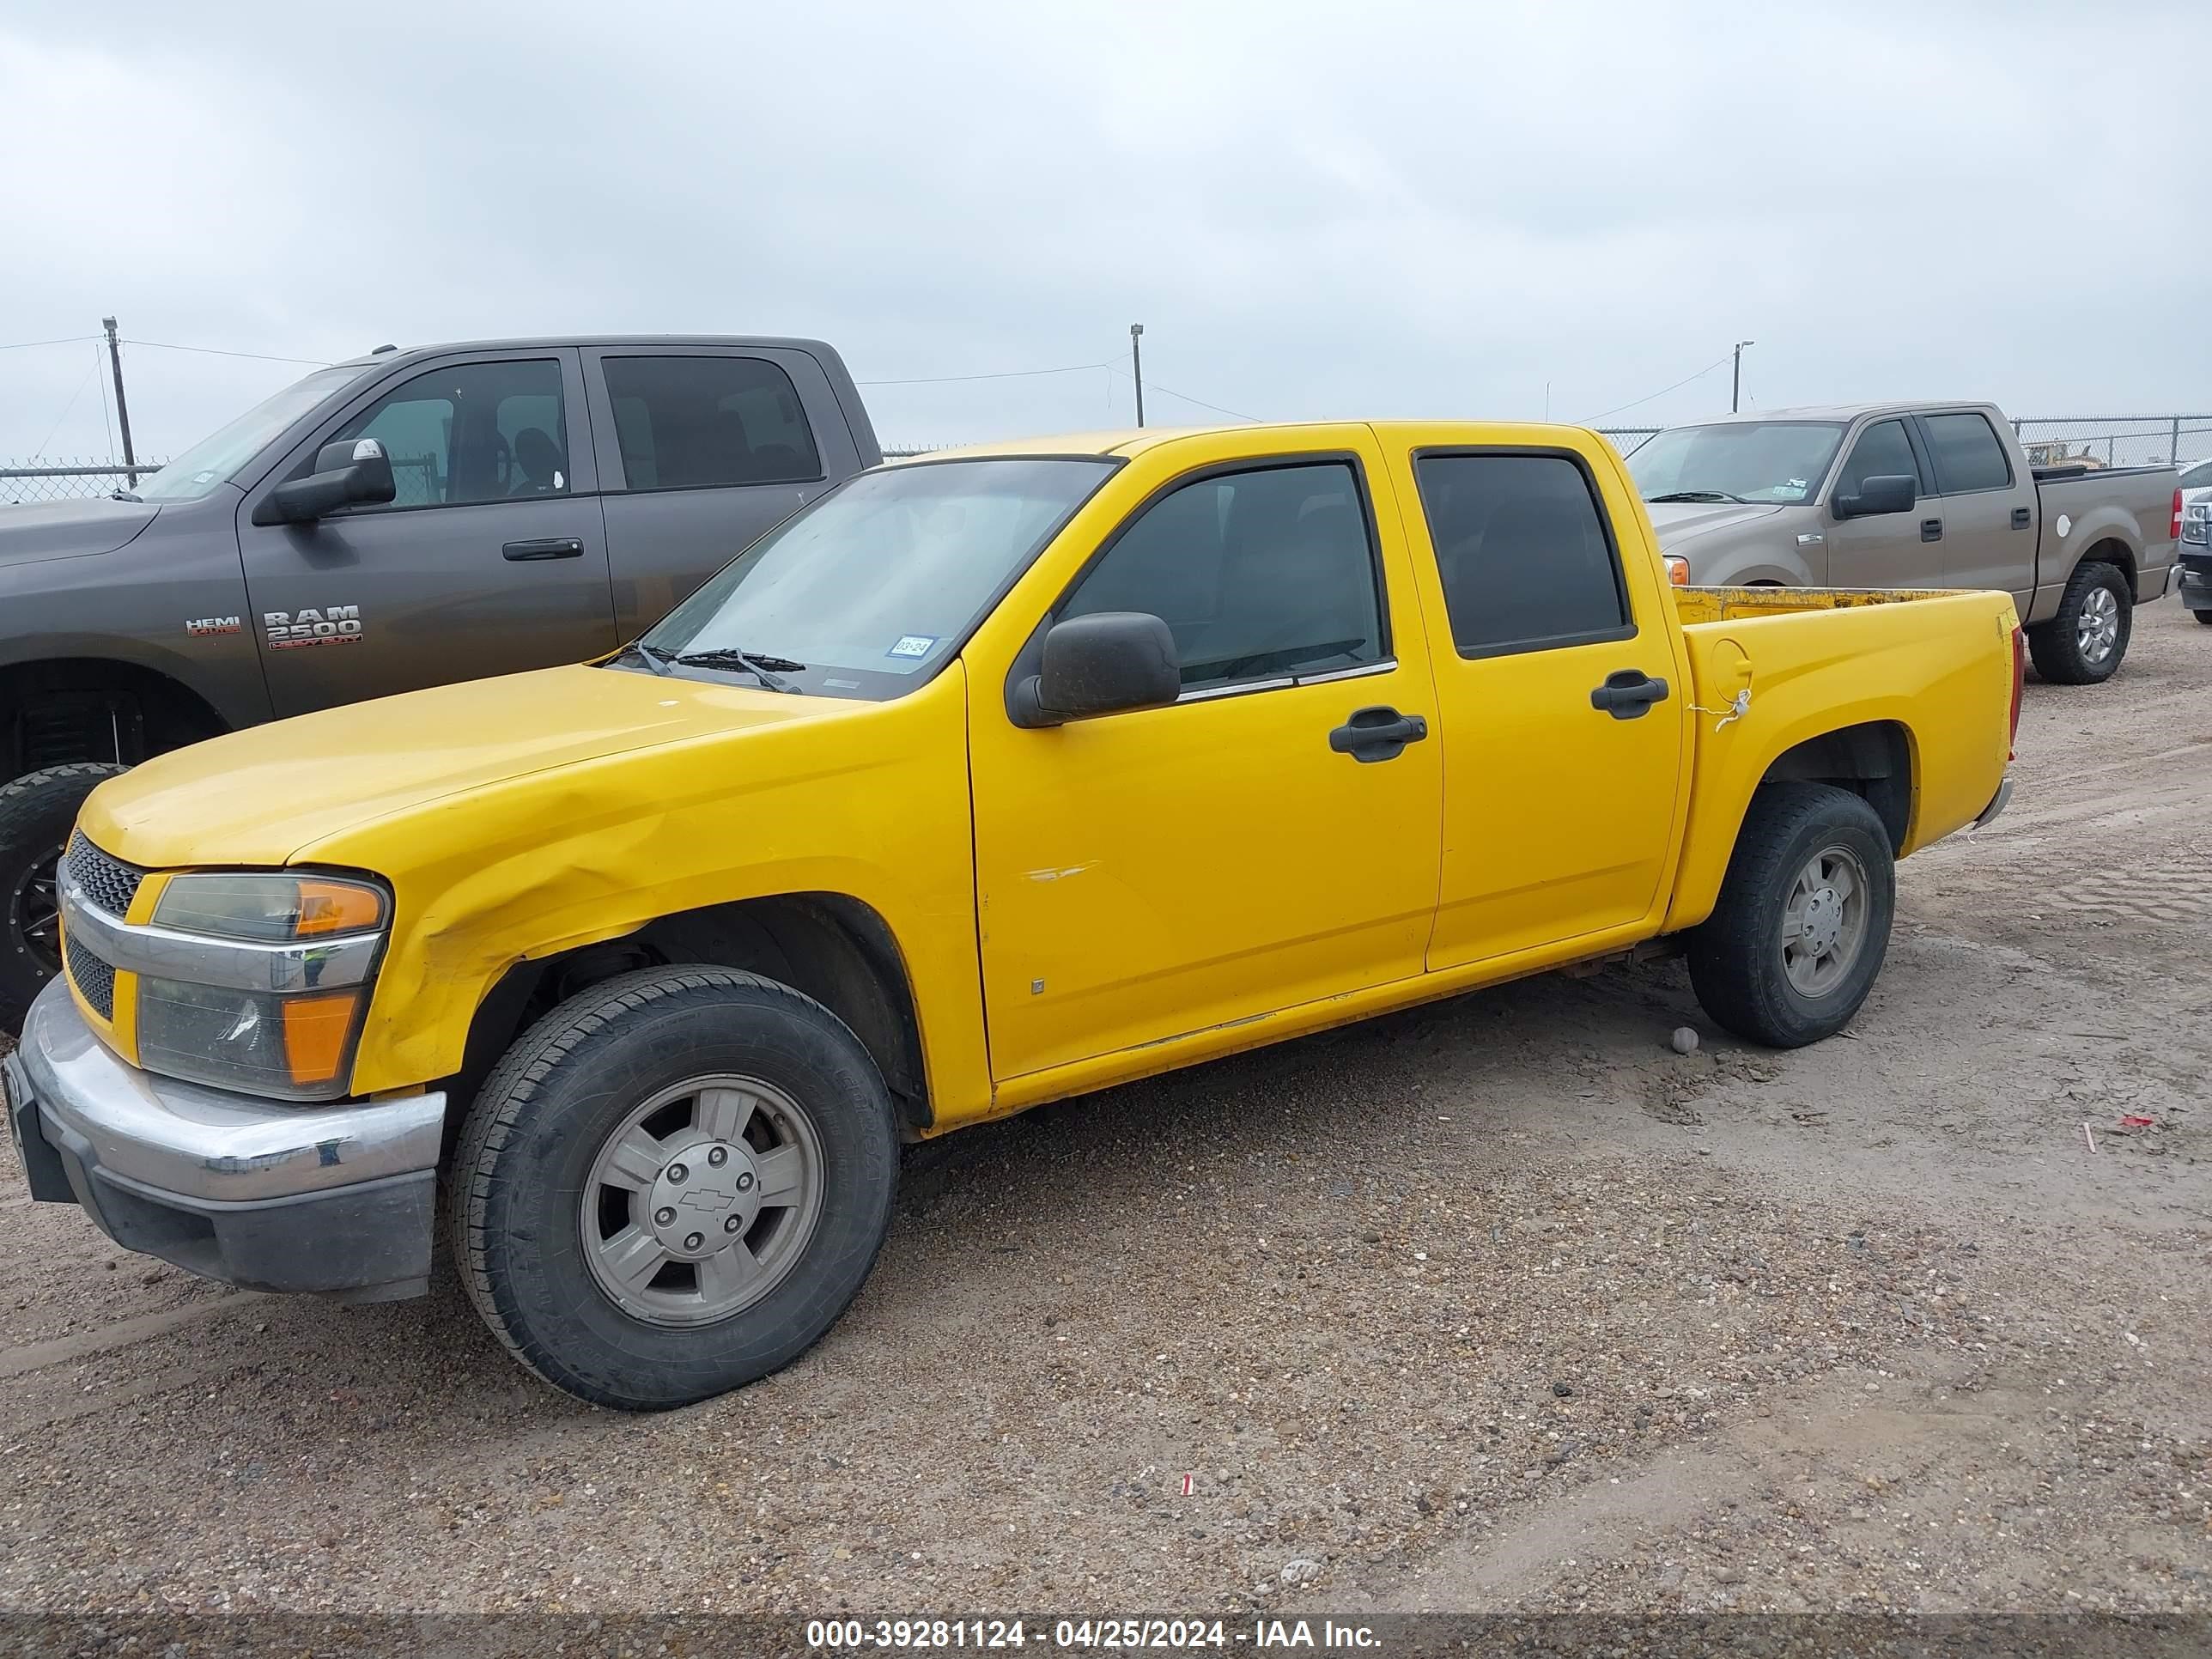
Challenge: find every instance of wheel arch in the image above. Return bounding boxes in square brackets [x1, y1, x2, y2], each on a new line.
[0, 656, 229, 781]
[448, 891, 933, 1140]
[1752, 718, 1915, 854]
[2073, 534, 2137, 599]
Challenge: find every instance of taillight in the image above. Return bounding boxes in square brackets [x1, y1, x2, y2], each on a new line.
[2008, 626, 2025, 760]
[2174, 488, 2186, 543]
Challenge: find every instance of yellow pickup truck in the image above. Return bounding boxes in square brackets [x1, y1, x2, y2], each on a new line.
[4, 422, 2021, 1409]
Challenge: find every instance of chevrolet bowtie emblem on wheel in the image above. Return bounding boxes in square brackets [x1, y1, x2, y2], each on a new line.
[678, 1188, 735, 1215]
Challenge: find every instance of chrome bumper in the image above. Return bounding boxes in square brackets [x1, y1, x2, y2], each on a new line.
[4, 981, 444, 1299]
[1974, 775, 2014, 830]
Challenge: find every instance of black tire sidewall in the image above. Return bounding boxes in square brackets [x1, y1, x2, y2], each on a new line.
[0, 763, 130, 1030]
[1692, 785, 1896, 1048]
[460, 975, 898, 1409]
[2033, 562, 2131, 684]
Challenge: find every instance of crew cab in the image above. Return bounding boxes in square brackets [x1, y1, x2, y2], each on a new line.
[4, 421, 2021, 1409]
[1629, 402, 2180, 683]
[0, 335, 879, 1030]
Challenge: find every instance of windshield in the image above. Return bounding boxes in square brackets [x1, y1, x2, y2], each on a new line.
[635, 457, 1118, 700]
[1627, 421, 1847, 506]
[131, 365, 368, 501]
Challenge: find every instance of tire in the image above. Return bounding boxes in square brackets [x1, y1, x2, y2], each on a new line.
[448, 967, 900, 1410]
[2195, 609, 2212, 627]
[0, 763, 131, 1034]
[2027, 561, 2132, 684]
[1687, 782, 1896, 1049]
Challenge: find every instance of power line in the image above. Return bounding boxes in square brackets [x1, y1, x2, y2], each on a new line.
[857, 360, 1114, 386]
[0, 335, 100, 351]
[1577, 356, 1732, 424]
[123, 338, 331, 366]
[98, 341, 117, 461]
[1109, 363, 1262, 424]
[30, 354, 100, 460]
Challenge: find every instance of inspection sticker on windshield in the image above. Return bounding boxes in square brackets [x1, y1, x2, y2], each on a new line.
[887, 635, 938, 659]
[1777, 478, 1808, 500]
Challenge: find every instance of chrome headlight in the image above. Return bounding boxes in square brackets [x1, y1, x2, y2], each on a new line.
[64, 867, 389, 1103]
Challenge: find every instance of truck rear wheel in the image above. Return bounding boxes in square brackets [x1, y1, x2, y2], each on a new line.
[0, 763, 131, 1034]
[2027, 561, 2131, 684]
[1687, 782, 1895, 1048]
[2194, 609, 2212, 626]
[448, 967, 900, 1410]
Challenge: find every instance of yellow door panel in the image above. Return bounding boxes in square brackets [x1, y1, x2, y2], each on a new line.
[1376, 431, 1692, 972]
[964, 433, 1443, 1083]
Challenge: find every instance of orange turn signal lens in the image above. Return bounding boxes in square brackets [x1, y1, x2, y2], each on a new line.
[1663, 556, 1690, 587]
[294, 881, 386, 937]
[281, 991, 364, 1085]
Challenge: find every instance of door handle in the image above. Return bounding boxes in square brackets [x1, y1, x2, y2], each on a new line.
[2011, 507, 2033, 529]
[1589, 669, 1670, 720]
[1328, 704, 1429, 763]
[1920, 518, 1943, 543]
[502, 538, 585, 562]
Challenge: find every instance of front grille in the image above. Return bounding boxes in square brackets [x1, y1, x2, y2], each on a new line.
[64, 831, 145, 919]
[66, 939, 117, 1021]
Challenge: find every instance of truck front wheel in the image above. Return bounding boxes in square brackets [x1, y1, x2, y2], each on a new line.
[1687, 782, 1896, 1048]
[0, 763, 131, 1034]
[2027, 561, 2131, 684]
[448, 968, 900, 1409]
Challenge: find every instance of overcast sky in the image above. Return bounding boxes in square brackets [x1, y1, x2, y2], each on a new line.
[3, 0, 2206, 464]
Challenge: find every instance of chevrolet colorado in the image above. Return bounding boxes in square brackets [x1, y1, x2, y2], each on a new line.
[6, 420, 2021, 1408]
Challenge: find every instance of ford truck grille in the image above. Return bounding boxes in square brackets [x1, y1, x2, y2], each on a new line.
[65, 939, 118, 1021]
[64, 832, 145, 919]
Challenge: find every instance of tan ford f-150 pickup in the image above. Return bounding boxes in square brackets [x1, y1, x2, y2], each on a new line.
[1629, 402, 2183, 683]
[7, 420, 2022, 1409]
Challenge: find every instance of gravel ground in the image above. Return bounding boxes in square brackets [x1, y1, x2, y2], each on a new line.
[0, 602, 2206, 1619]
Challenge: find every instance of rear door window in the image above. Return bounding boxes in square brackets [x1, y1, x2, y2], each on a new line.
[1920, 412, 2014, 495]
[1413, 453, 1631, 655]
[601, 356, 823, 490]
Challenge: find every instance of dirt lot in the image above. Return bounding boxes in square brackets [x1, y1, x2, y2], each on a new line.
[1, 603, 2207, 1621]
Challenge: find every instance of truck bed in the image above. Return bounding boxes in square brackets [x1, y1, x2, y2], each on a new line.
[1660, 583, 2017, 934]
[1671, 584, 1968, 624]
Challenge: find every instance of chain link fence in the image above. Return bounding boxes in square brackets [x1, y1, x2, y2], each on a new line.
[890, 418, 2209, 467]
[0, 460, 165, 505]
[2008, 416, 2212, 471]
[10, 414, 2206, 501]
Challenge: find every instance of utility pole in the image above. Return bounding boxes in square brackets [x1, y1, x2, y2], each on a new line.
[102, 317, 139, 485]
[1129, 323, 1145, 428]
[1730, 339, 1755, 414]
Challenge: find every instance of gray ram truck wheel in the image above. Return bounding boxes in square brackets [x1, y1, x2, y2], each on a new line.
[0, 763, 131, 1033]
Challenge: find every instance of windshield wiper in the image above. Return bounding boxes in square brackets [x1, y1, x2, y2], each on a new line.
[609, 641, 671, 676]
[1645, 489, 1750, 505]
[672, 647, 806, 692]
[110, 489, 143, 503]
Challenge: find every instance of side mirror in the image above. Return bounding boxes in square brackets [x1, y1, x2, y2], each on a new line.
[252, 438, 398, 526]
[1011, 611, 1181, 726]
[1833, 473, 1917, 520]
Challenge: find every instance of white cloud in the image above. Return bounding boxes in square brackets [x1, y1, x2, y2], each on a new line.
[3, 0, 2204, 461]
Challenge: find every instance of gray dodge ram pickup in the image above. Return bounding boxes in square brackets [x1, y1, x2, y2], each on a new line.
[0, 334, 880, 1029]
[1627, 401, 2182, 682]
